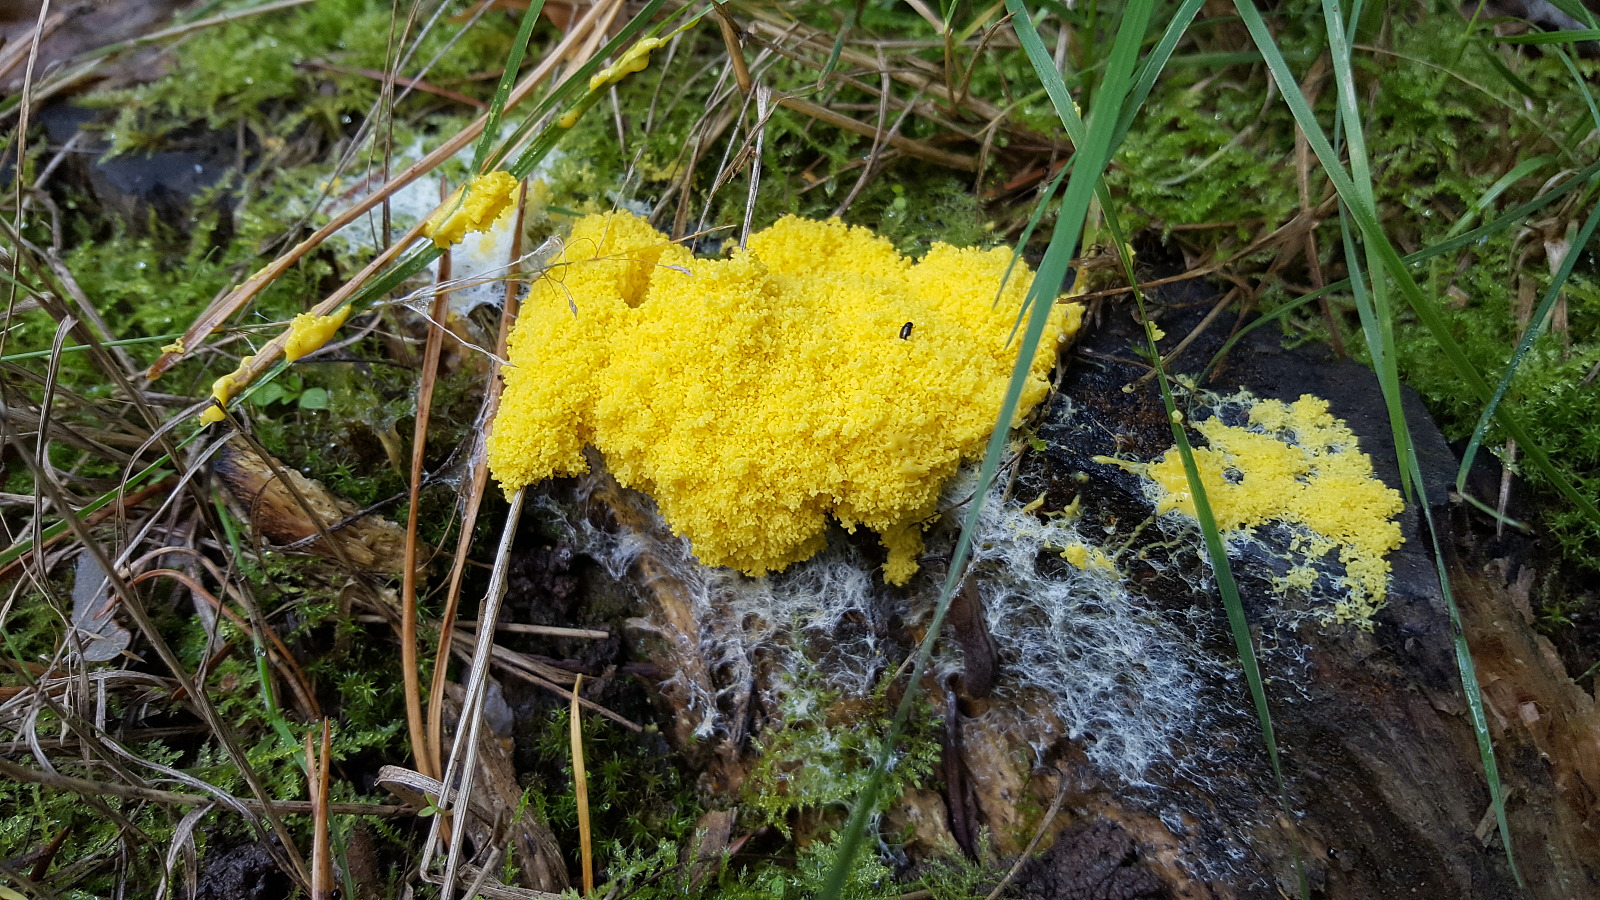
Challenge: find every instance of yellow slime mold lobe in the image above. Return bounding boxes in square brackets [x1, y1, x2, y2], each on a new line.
[488, 212, 1082, 584]
[422, 171, 519, 249]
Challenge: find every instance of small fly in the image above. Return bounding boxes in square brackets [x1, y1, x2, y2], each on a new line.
[899, 322, 914, 340]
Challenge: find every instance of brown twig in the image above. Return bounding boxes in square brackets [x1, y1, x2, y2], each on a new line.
[402, 194, 457, 782]
[571, 674, 594, 897]
[981, 776, 1069, 900]
[307, 719, 335, 900]
[299, 60, 489, 109]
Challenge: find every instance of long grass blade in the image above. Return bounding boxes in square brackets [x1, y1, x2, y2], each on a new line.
[1456, 196, 1600, 502]
[1232, 1, 1533, 882]
[1097, 192, 1309, 896]
[472, 0, 547, 173]
[1410, 446, 1520, 885]
[1012, 15, 1302, 882]
[821, 3, 1158, 895]
[1231, 0, 1600, 535]
[1000, 0, 1202, 321]
[1323, 0, 1414, 499]
[571, 674, 595, 897]
[1202, 158, 1600, 383]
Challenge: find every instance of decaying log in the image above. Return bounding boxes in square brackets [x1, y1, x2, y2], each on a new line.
[529, 284, 1598, 899]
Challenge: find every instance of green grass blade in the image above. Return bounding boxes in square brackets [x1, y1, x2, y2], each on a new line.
[1552, 46, 1600, 136]
[1114, 0, 1207, 148]
[1540, 0, 1600, 27]
[1495, 29, 1600, 44]
[1232, 1, 1535, 882]
[472, 0, 547, 174]
[1232, 0, 1600, 535]
[483, 0, 680, 175]
[1098, 198, 1308, 897]
[1441, 154, 1556, 241]
[996, 157, 1071, 313]
[1410, 445, 1520, 884]
[820, 3, 1159, 894]
[1012, 28, 1308, 877]
[0, 455, 171, 571]
[1323, 0, 1415, 499]
[817, 0, 863, 85]
[1456, 196, 1600, 501]
[1201, 157, 1600, 384]
[1000, 0, 1201, 332]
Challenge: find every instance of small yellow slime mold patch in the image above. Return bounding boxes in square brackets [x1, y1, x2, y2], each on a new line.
[199, 355, 255, 425]
[488, 212, 1082, 584]
[1146, 393, 1405, 625]
[422, 171, 519, 248]
[1060, 542, 1114, 572]
[284, 305, 353, 362]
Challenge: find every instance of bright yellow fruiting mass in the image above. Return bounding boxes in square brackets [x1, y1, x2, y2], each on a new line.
[488, 211, 1082, 584]
[284, 305, 353, 362]
[200, 355, 254, 425]
[422, 171, 520, 248]
[1146, 393, 1405, 624]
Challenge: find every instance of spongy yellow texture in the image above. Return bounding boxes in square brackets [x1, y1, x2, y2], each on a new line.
[422, 171, 519, 248]
[1147, 394, 1405, 623]
[488, 212, 1081, 584]
[283, 305, 353, 362]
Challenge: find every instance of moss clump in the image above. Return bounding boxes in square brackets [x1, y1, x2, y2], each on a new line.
[87, 0, 520, 154]
[742, 681, 940, 835]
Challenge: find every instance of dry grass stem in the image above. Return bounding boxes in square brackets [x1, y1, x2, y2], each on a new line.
[456, 621, 610, 639]
[571, 673, 594, 897]
[426, 183, 530, 785]
[402, 208, 457, 782]
[429, 487, 523, 896]
[308, 719, 335, 899]
[446, 633, 644, 732]
[0, 757, 413, 817]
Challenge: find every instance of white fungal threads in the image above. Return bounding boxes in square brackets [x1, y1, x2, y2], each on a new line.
[552, 464, 1209, 786]
[961, 474, 1209, 783]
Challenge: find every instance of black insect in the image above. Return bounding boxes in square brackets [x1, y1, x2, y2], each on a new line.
[899, 322, 914, 340]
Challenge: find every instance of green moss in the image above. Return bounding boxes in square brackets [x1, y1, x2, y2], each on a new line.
[742, 679, 940, 835]
[1111, 74, 1300, 245]
[87, 0, 520, 154]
